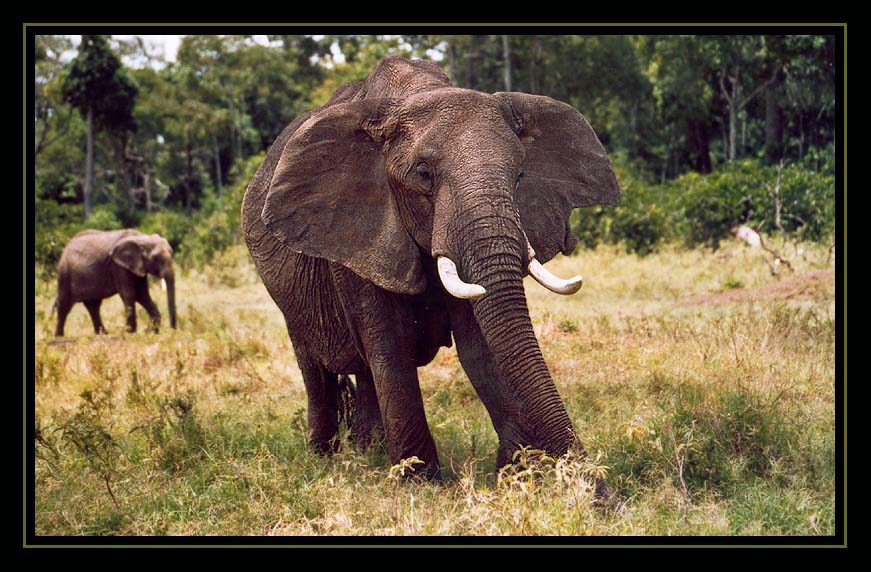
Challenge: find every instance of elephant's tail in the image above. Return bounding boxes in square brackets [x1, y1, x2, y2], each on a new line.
[336, 374, 357, 430]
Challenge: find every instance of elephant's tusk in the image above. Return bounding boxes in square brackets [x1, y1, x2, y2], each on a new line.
[437, 257, 486, 299]
[161, 278, 167, 291]
[528, 258, 583, 295]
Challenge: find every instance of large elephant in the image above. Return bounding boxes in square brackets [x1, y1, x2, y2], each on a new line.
[54, 229, 177, 337]
[242, 57, 620, 493]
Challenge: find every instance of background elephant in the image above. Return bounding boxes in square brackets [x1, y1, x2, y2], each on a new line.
[54, 229, 177, 337]
[242, 57, 620, 492]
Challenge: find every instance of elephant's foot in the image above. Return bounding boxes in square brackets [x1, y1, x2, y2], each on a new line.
[308, 433, 341, 457]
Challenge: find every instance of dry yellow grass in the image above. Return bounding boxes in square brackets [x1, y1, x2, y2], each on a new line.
[32, 238, 837, 537]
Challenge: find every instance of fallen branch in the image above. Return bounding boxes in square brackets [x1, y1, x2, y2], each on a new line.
[758, 232, 794, 275]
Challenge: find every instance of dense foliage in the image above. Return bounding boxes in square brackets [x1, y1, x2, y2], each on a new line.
[34, 34, 837, 269]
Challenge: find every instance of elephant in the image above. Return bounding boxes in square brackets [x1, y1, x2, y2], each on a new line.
[54, 229, 177, 337]
[241, 57, 620, 495]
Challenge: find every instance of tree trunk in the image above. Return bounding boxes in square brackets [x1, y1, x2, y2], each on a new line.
[798, 113, 805, 159]
[214, 139, 223, 198]
[728, 89, 738, 161]
[144, 172, 153, 212]
[447, 41, 457, 86]
[529, 36, 542, 93]
[687, 119, 712, 174]
[502, 35, 512, 92]
[185, 141, 194, 213]
[764, 75, 785, 165]
[465, 36, 480, 90]
[84, 107, 94, 219]
[768, 159, 785, 233]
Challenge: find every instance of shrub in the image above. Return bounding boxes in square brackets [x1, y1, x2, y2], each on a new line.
[35, 199, 85, 273]
[137, 210, 191, 251]
[674, 159, 835, 249]
[572, 156, 836, 255]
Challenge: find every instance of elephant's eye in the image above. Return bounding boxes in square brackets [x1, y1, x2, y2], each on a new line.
[416, 161, 433, 182]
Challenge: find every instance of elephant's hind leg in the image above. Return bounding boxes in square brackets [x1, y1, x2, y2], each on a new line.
[54, 296, 73, 337]
[296, 347, 341, 455]
[83, 299, 107, 334]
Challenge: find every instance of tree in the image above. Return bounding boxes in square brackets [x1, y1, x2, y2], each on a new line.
[35, 36, 75, 159]
[62, 35, 138, 218]
[710, 36, 773, 162]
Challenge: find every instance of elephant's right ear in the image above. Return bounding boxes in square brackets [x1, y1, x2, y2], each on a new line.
[110, 237, 147, 277]
[261, 98, 427, 295]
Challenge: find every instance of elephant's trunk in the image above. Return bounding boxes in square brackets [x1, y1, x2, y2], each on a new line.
[164, 269, 177, 329]
[442, 192, 582, 462]
[467, 247, 579, 459]
[447, 201, 613, 504]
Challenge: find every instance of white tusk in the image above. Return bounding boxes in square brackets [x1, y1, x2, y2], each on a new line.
[528, 258, 583, 295]
[437, 257, 486, 299]
[161, 278, 167, 291]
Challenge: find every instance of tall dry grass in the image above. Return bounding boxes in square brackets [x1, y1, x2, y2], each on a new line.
[33, 238, 837, 536]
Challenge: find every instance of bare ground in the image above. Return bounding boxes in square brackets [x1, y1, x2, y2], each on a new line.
[683, 269, 835, 307]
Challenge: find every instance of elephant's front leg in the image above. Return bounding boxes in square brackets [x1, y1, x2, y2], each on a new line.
[135, 279, 161, 333]
[333, 267, 440, 479]
[446, 296, 536, 469]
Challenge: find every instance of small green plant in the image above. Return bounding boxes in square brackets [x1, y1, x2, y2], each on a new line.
[126, 367, 205, 472]
[60, 388, 123, 508]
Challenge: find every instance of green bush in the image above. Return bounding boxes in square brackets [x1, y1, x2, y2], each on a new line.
[572, 178, 672, 255]
[777, 165, 836, 240]
[138, 210, 191, 251]
[571, 155, 835, 255]
[674, 159, 835, 248]
[35, 199, 85, 273]
[84, 204, 124, 232]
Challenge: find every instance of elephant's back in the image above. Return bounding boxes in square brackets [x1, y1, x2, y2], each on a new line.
[66, 228, 141, 250]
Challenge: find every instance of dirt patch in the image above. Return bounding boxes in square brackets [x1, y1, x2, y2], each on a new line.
[685, 270, 835, 307]
[44, 335, 129, 347]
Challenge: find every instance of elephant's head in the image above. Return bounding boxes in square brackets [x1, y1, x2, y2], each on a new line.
[110, 233, 177, 329]
[261, 64, 619, 462]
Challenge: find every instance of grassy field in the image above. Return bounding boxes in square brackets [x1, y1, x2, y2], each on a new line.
[32, 238, 837, 537]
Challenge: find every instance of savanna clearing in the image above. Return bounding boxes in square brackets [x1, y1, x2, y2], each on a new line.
[33, 239, 837, 536]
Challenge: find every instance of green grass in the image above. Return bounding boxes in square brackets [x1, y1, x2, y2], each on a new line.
[32, 239, 837, 536]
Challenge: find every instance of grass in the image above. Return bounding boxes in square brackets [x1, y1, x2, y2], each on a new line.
[32, 238, 837, 536]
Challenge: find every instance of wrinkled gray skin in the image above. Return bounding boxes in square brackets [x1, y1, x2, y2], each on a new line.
[242, 57, 620, 496]
[54, 229, 177, 337]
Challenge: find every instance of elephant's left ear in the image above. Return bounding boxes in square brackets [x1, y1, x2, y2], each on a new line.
[261, 98, 426, 295]
[494, 92, 621, 264]
[110, 237, 147, 277]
